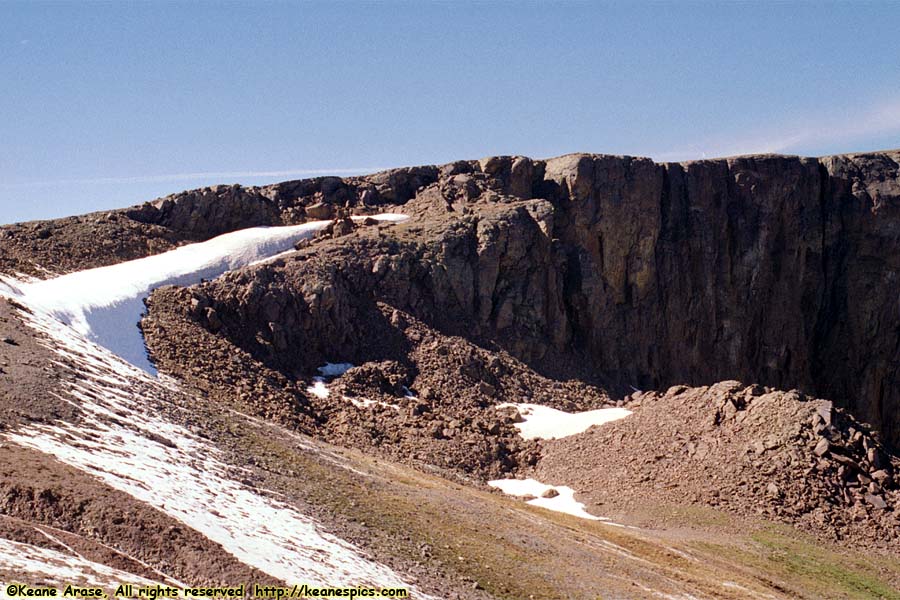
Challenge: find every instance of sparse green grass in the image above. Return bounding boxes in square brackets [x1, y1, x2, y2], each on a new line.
[222, 414, 900, 600]
[237, 429, 578, 598]
[752, 528, 900, 599]
[692, 526, 900, 600]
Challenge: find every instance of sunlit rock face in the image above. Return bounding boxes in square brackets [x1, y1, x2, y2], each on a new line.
[134, 152, 900, 445]
[3, 151, 900, 443]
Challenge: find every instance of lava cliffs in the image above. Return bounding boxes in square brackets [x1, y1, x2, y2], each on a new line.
[7, 150, 900, 445]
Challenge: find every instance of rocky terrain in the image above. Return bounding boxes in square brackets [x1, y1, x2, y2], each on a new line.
[537, 382, 899, 551]
[6, 151, 899, 443]
[1, 149, 900, 598]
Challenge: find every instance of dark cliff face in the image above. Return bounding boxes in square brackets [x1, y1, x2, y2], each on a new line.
[532, 151, 899, 443]
[545, 153, 827, 397]
[541, 151, 900, 443]
[136, 150, 900, 446]
[0, 149, 885, 443]
[817, 153, 900, 443]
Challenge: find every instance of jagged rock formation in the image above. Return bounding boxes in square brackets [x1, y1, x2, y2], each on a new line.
[6, 151, 897, 440]
[125, 166, 440, 237]
[539, 151, 900, 449]
[141, 213, 900, 545]
[4, 150, 900, 595]
[2, 151, 899, 442]
[126, 151, 900, 448]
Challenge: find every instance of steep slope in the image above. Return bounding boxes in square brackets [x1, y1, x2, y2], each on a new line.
[121, 150, 900, 448]
[0, 267, 441, 596]
[540, 151, 900, 447]
[140, 191, 899, 549]
[9, 150, 892, 445]
[2, 149, 900, 598]
[4, 214, 405, 372]
[3, 295, 900, 599]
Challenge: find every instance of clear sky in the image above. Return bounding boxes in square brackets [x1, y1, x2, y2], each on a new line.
[2, 1, 900, 224]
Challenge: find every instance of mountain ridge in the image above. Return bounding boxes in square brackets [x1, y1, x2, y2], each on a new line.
[1, 148, 900, 598]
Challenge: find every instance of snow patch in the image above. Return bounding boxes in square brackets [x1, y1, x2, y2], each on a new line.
[497, 402, 631, 440]
[4, 308, 437, 596]
[3, 214, 407, 374]
[0, 537, 161, 589]
[306, 364, 354, 400]
[488, 478, 610, 521]
[317, 363, 355, 377]
[7, 390, 421, 587]
[307, 377, 331, 399]
[342, 395, 401, 411]
[307, 363, 399, 410]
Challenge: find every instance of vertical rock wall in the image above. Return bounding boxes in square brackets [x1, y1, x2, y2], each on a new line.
[129, 150, 899, 444]
[538, 151, 900, 442]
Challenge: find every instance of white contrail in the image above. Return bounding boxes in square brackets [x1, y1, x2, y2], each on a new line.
[652, 98, 900, 162]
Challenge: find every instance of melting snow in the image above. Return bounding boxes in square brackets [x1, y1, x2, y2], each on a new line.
[342, 395, 400, 411]
[305, 363, 353, 400]
[2, 303, 437, 596]
[0, 537, 161, 589]
[2, 215, 407, 373]
[497, 402, 631, 440]
[488, 478, 610, 521]
[317, 363, 354, 377]
[6, 386, 421, 587]
[307, 377, 331, 399]
[305, 363, 399, 410]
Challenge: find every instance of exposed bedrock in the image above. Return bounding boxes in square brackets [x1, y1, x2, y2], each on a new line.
[161, 201, 572, 376]
[124, 166, 441, 237]
[138, 151, 900, 444]
[537, 151, 900, 445]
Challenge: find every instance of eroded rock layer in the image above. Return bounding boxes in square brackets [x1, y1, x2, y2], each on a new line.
[125, 151, 900, 447]
[3, 151, 899, 443]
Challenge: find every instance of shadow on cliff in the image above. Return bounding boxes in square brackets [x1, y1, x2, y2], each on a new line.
[135, 150, 900, 449]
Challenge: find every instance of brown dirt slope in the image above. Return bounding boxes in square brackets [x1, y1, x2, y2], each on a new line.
[0, 300, 278, 585]
[534, 382, 900, 552]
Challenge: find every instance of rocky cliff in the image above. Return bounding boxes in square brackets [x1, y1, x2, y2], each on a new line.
[4, 151, 898, 445]
[538, 151, 900, 446]
[540, 151, 900, 445]
[4, 150, 900, 591]
[134, 151, 900, 448]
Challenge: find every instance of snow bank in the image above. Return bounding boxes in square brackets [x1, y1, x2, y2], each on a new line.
[342, 395, 400, 411]
[4, 215, 407, 373]
[5, 307, 437, 596]
[307, 377, 331, 399]
[497, 402, 631, 440]
[306, 363, 353, 399]
[0, 537, 161, 590]
[305, 364, 399, 410]
[488, 478, 609, 521]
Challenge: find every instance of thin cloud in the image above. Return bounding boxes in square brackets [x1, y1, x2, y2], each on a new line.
[652, 98, 900, 162]
[0, 167, 389, 189]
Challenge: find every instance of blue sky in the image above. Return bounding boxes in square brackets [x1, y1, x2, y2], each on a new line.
[2, 1, 900, 223]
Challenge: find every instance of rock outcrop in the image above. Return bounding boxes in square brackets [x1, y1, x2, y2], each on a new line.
[4, 150, 899, 446]
[125, 166, 441, 238]
[8, 149, 900, 593]
[536, 151, 900, 446]
[137, 151, 900, 447]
